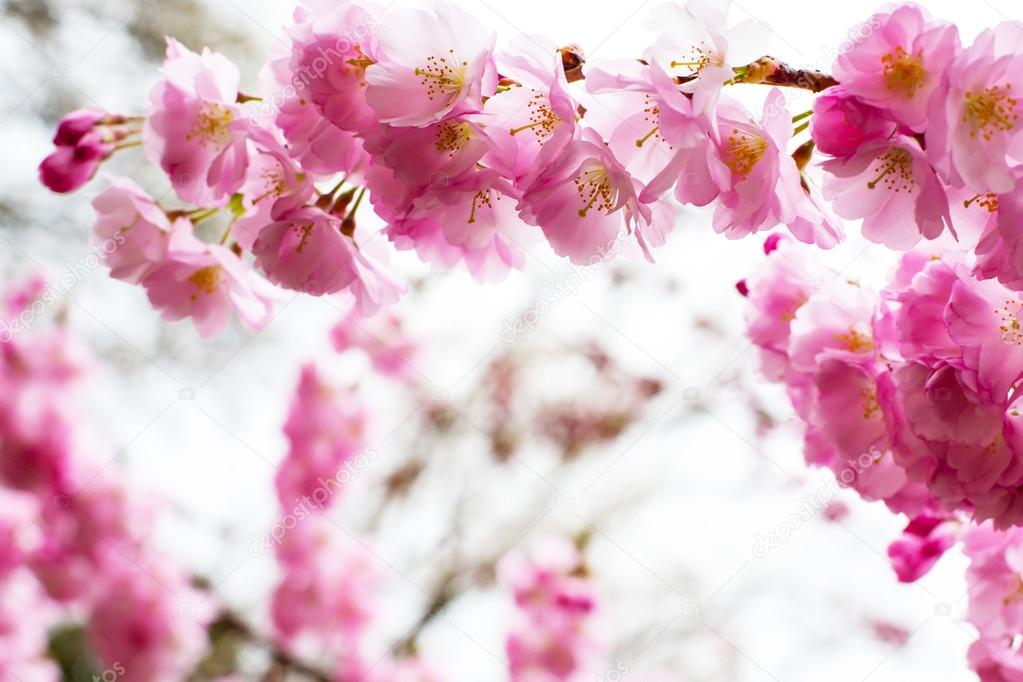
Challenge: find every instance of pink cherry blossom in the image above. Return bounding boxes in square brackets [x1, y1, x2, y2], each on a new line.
[645, 0, 768, 113]
[143, 38, 248, 206]
[271, 516, 376, 668]
[275, 364, 368, 511]
[821, 134, 952, 249]
[387, 168, 534, 282]
[91, 177, 172, 283]
[810, 86, 898, 158]
[261, 1, 379, 176]
[331, 308, 419, 381]
[483, 35, 579, 185]
[501, 538, 602, 682]
[39, 130, 114, 194]
[364, 3, 497, 127]
[833, 4, 960, 132]
[928, 22, 1023, 194]
[887, 511, 959, 582]
[253, 202, 401, 312]
[88, 554, 213, 682]
[520, 129, 655, 265]
[143, 221, 277, 337]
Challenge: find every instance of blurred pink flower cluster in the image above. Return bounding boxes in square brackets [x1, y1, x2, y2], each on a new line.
[0, 279, 211, 681]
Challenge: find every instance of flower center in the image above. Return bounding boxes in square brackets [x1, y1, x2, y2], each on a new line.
[723, 128, 768, 179]
[998, 299, 1023, 345]
[435, 120, 473, 157]
[861, 385, 881, 420]
[670, 43, 717, 76]
[835, 326, 874, 354]
[963, 84, 1019, 141]
[509, 91, 561, 144]
[881, 47, 926, 98]
[187, 102, 234, 147]
[866, 147, 914, 192]
[415, 50, 468, 102]
[188, 266, 221, 300]
[635, 95, 671, 150]
[574, 165, 616, 218]
[467, 189, 498, 224]
[964, 193, 999, 212]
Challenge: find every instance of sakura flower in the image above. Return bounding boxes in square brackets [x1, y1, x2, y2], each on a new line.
[963, 524, 1023, 640]
[387, 167, 535, 281]
[271, 517, 376, 664]
[742, 235, 831, 380]
[945, 273, 1023, 404]
[364, 2, 497, 127]
[88, 554, 213, 682]
[709, 91, 817, 242]
[261, 2, 378, 176]
[810, 86, 898, 158]
[362, 116, 489, 190]
[972, 182, 1023, 291]
[275, 364, 368, 512]
[928, 22, 1023, 194]
[501, 538, 602, 682]
[484, 34, 579, 186]
[143, 221, 276, 337]
[39, 130, 114, 194]
[833, 4, 960, 132]
[91, 177, 172, 283]
[644, 0, 768, 116]
[331, 308, 419, 381]
[253, 198, 401, 312]
[821, 134, 952, 249]
[520, 128, 655, 265]
[144, 38, 248, 206]
[583, 58, 705, 187]
[0, 572, 60, 682]
[887, 511, 959, 582]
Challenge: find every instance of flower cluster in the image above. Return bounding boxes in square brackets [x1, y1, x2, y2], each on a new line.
[740, 230, 1023, 678]
[44, 0, 1002, 337]
[499, 538, 602, 682]
[0, 278, 212, 682]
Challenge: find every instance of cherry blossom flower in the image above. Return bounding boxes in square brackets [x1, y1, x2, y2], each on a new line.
[143, 221, 277, 337]
[928, 22, 1023, 194]
[364, 2, 497, 127]
[501, 538, 602, 682]
[484, 34, 580, 186]
[88, 554, 213, 682]
[833, 4, 960, 132]
[143, 38, 248, 206]
[275, 364, 368, 511]
[91, 177, 172, 283]
[821, 134, 952, 249]
[386, 167, 535, 281]
[251, 202, 398, 312]
[887, 511, 959, 582]
[520, 129, 656, 264]
[810, 86, 898, 158]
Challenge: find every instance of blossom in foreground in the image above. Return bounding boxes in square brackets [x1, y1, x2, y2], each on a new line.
[364, 2, 497, 127]
[144, 38, 248, 206]
[832, 4, 960, 132]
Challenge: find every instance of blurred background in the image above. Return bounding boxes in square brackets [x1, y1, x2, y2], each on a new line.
[3, 0, 1020, 679]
